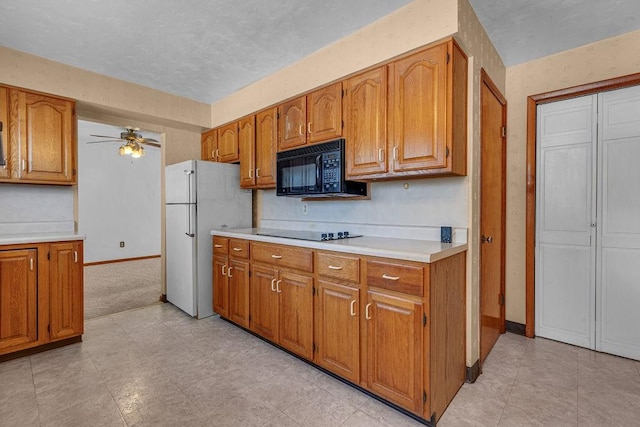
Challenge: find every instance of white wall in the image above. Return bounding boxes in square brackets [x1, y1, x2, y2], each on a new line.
[0, 184, 74, 234]
[77, 121, 161, 263]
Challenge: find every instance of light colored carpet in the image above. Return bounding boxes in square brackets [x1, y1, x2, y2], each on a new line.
[84, 257, 162, 320]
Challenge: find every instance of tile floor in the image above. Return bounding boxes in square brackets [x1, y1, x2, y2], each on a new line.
[1, 303, 639, 427]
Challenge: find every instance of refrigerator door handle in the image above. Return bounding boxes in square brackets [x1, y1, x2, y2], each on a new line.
[184, 169, 195, 203]
[185, 204, 195, 237]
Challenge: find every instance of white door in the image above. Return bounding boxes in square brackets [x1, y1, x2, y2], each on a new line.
[596, 86, 640, 360]
[166, 203, 197, 316]
[536, 85, 640, 361]
[535, 95, 597, 348]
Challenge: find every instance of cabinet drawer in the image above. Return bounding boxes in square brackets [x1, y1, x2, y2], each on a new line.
[317, 252, 360, 283]
[366, 260, 424, 296]
[251, 242, 314, 273]
[213, 237, 228, 255]
[229, 239, 249, 259]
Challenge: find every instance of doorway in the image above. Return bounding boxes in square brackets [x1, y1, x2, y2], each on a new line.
[479, 70, 507, 362]
[532, 82, 640, 361]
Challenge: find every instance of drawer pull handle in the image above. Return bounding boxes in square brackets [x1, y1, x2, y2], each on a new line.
[382, 274, 400, 281]
[350, 300, 357, 317]
[276, 280, 282, 293]
[271, 254, 282, 259]
[328, 265, 342, 270]
[232, 247, 242, 252]
[221, 265, 227, 276]
[365, 303, 372, 320]
[214, 244, 223, 248]
[271, 279, 276, 292]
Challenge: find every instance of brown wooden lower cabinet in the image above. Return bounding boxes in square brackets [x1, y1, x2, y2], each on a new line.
[212, 237, 466, 422]
[0, 240, 84, 357]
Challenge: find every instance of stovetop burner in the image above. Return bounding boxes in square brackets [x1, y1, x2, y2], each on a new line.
[256, 229, 363, 242]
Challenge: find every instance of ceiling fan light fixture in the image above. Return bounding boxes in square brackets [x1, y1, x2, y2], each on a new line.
[123, 144, 133, 155]
[118, 145, 126, 156]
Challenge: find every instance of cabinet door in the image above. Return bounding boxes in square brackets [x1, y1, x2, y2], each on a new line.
[255, 108, 277, 187]
[0, 86, 11, 180]
[18, 90, 75, 183]
[217, 122, 240, 163]
[239, 115, 256, 188]
[366, 290, 423, 413]
[50, 242, 83, 340]
[0, 249, 37, 352]
[308, 82, 342, 144]
[389, 43, 447, 173]
[227, 259, 250, 328]
[345, 67, 388, 178]
[250, 265, 279, 341]
[315, 280, 360, 382]
[278, 97, 306, 151]
[279, 270, 313, 359]
[212, 255, 229, 318]
[201, 130, 217, 161]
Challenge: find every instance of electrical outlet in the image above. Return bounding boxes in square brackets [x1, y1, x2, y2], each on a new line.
[302, 203, 308, 215]
[120, 241, 125, 248]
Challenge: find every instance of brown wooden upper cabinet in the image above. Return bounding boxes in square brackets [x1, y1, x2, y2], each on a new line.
[278, 82, 343, 151]
[0, 85, 76, 185]
[201, 129, 217, 161]
[346, 39, 467, 180]
[201, 121, 241, 163]
[239, 108, 277, 189]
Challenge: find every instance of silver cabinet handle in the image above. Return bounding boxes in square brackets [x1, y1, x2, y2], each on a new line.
[378, 148, 384, 162]
[30, 258, 34, 271]
[211, 150, 215, 158]
[271, 279, 276, 292]
[74, 251, 78, 263]
[221, 265, 227, 276]
[248, 168, 253, 179]
[227, 266, 233, 278]
[298, 124, 304, 136]
[350, 300, 356, 317]
[365, 303, 372, 320]
[382, 274, 400, 281]
[215, 149, 220, 159]
[256, 168, 260, 178]
[276, 279, 282, 293]
[393, 146, 398, 160]
[328, 265, 342, 270]
[271, 254, 282, 259]
[307, 122, 312, 134]
[22, 159, 26, 171]
[481, 235, 493, 244]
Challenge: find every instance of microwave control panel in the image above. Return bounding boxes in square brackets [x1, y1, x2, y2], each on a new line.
[322, 151, 342, 192]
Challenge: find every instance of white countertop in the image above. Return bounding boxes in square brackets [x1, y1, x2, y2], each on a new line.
[0, 232, 86, 245]
[211, 228, 467, 263]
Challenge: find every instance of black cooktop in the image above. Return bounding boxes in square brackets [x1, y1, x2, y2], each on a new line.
[257, 229, 362, 242]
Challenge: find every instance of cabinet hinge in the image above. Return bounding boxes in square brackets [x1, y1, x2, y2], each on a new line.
[47, 324, 50, 333]
[423, 314, 427, 327]
[445, 146, 450, 158]
[501, 126, 507, 138]
[277, 112, 280, 120]
[313, 343, 316, 353]
[47, 252, 50, 260]
[341, 89, 345, 97]
[446, 51, 450, 64]
[341, 120, 344, 129]
[499, 293, 505, 306]
[312, 287, 316, 296]
[423, 390, 427, 404]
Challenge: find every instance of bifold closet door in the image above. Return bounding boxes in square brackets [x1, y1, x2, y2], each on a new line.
[535, 95, 597, 349]
[596, 86, 640, 360]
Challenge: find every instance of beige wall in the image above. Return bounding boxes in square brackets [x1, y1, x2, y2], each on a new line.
[455, 0, 506, 365]
[209, 0, 459, 125]
[505, 29, 640, 324]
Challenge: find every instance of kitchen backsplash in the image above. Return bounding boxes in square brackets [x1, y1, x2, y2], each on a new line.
[258, 176, 468, 243]
[0, 184, 74, 234]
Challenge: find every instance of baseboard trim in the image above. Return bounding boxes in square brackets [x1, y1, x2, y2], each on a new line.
[0, 336, 82, 362]
[84, 255, 160, 267]
[466, 359, 480, 383]
[506, 320, 527, 336]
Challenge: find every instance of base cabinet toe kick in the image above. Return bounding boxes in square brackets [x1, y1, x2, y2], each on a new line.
[212, 235, 466, 423]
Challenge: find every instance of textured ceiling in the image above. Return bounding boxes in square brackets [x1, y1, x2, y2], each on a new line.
[468, 0, 640, 67]
[1, 0, 640, 105]
[0, 0, 413, 104]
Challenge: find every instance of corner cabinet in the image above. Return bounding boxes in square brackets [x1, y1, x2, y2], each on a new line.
[211, 235, 466, 423]
[201, 121, 240, 163]
[0, 240, 84, 358]
[0, 85, 76, 185]
[346, 39, 467, 181]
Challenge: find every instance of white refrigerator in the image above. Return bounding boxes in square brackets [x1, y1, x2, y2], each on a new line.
[165, 160, 251, 318]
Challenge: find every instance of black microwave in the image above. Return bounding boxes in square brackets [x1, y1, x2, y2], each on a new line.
[276, 139, 367, 198]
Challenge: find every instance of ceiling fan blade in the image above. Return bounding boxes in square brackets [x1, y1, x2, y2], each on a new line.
[89, 134, 121, 139]
[86, 139, 123, 144]
[143, 138, 159, 143]
[140, 141, 161, 148]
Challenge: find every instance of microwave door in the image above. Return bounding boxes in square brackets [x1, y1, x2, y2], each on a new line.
[315, 154, 322, 192]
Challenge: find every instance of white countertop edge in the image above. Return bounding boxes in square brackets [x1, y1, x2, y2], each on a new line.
[211, 228, 467, 263]
[0, 232, 86, 245]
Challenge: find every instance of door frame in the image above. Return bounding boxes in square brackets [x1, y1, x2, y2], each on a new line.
[479, 69, 507, 357]
[525, 72, 640, 337]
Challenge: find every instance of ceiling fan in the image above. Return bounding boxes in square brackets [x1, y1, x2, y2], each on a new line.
[87, 126, 160, 158]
